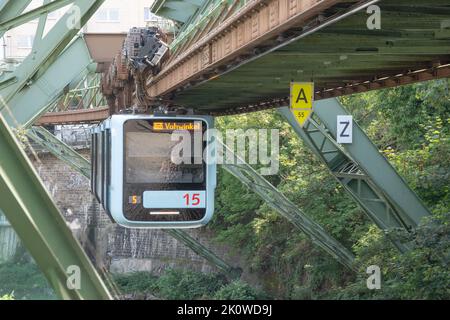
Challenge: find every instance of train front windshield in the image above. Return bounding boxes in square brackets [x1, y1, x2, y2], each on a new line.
[123, 119, 208, 222]
[126, 129, 204, 185]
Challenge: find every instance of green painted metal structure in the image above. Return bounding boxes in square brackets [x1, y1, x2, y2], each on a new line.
[278, 99, 431, 250]
[221, 143, 356, 270]
[0, 0, 444, 300]
[161, 0, 450, 114]
[0, 0, 75, 33]
[1, 36, 96, 128]
[0, 0, 105, 127]
[27, 125, 91, 178]
[0, 0, 33, 39]
[0, 113, 112, 300]
[0, 0, 113, 300]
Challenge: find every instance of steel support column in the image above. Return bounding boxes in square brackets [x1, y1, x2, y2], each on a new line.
[220, 143, 355, 270]
[0, 0, 105, 108]
[166, 229, 241, 279]
[0, 0, 33, 38]
[0, 113, 112, 300]
[27, 126, 91, 178]
[278, 98, 431, 251]
[0, 0, 75, 32]
[0, 36, 95, 128]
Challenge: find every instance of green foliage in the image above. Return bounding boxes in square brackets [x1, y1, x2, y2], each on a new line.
[114, 272, 159, 295]
[115, 269, 230, 300]
[0, 261, 56, 300]
[332, 213, 450, 300]
[213, 280, 260, 300]
[156, 269, 227, 300]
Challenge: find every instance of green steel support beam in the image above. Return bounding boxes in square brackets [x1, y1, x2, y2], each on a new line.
[0, 0, 74, 32]
[0, 36, 95, 128]
[220, 143, 356, 270]
[0, 113, 112, 300]
[27, 126, 91, 178]
[166, 229, 241, 279]
[0, 0, 105, 106]
[278, 98, 431, 251]
[170, 0, 227, 51]
[0, 0, 33, 38]
[33, 0, 52, 50]
[26, 126, 241, 279]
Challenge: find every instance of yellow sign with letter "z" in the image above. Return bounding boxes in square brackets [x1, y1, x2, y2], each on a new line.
[290, 82, 314, 127]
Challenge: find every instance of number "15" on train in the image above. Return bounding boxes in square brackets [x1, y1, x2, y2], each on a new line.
[183, 193, 201, 206]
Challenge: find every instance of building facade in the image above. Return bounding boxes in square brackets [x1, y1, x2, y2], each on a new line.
[0, 0, 167, 60]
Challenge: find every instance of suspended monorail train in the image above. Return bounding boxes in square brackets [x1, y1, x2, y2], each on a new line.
[91, 114, 216, 228]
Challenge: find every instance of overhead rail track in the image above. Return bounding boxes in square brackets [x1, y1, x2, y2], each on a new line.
[147, 0, 450, 115]
[1, 0, 447, 300]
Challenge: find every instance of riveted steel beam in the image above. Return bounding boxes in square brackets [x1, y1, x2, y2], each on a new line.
[0, 0, 74, 32]
[278, 98, 431, 251]
[0, 0, 105, 108]
[0, 113, 112, 300]
[0, 0, 33, 38]
[26, 126, 91, 178]
[0, 36, 95, 128]
[147, 0, 372, 98]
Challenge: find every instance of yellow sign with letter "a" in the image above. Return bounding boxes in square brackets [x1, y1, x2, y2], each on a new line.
[290, 82, 314, 127]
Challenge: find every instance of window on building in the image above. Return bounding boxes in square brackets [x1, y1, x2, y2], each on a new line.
[95, 8, 120, 22]
[16, 35, 34, 49]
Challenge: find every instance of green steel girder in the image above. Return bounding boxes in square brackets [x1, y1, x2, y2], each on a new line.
[0, 36, 95, 128]
[278, 98, 431, 251]
[0, 0, 74, 32]
[34, 0, 52, 50]
[220, 142, 356, 270]
[170, 0, 227, 51]
[27, 126, 91, 178]
[152, 0, 206, 23]
[46, 72, 105, 113]
[0, 0, 33, 38]
[0, 0, 105, 107]
[26, 126, 240, 279]
[166, 229, 241, 279]
[0, 113, 112, 300]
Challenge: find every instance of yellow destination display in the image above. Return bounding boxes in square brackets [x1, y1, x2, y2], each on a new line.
[290, 82, 314, 127]
[153, 121, 202, 131]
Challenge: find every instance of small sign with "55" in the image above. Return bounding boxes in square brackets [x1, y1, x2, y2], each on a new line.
[337, 115, 353, 144]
